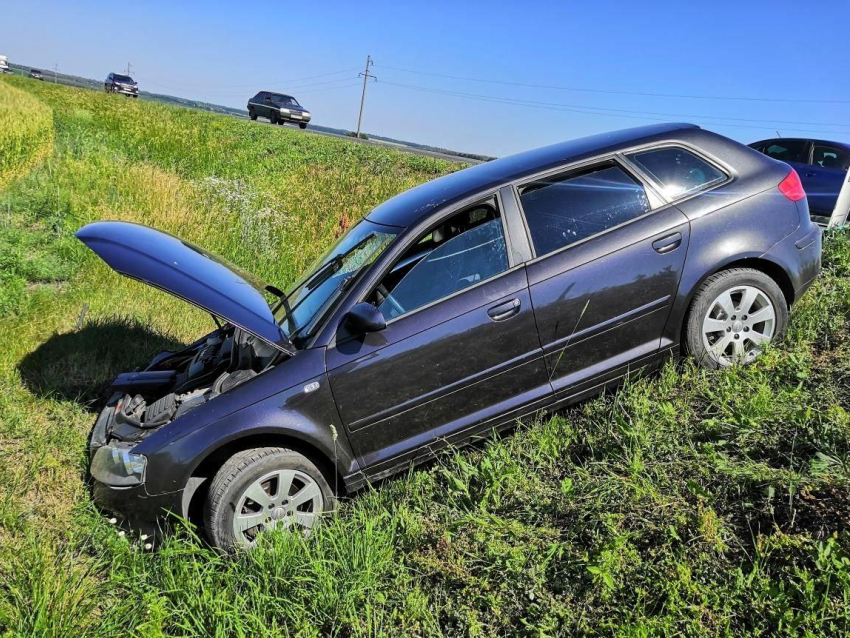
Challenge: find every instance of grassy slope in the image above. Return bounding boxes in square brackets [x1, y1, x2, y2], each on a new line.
[1, 76, 850, 637]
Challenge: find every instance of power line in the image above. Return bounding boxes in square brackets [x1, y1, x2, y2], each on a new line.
[140, 67, 361, 91]
[284, 81, 362, 95]
[379, 80, 850, 137]
[380, 80, 850, 130]
[379, 64, 850, 105]
[144, 75, 360, 97]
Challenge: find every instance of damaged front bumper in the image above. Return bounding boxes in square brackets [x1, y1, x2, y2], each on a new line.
[88, 395, 182, 536]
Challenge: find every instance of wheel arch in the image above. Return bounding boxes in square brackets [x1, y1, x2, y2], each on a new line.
[675, 255, 794, 354]
[181, 428, 349, 522]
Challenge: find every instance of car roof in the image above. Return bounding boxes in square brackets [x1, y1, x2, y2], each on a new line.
[261, 91, 294, 98]
[367, 123, 699, 228]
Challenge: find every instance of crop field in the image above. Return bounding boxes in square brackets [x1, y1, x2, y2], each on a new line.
[1, 75, 850, 637]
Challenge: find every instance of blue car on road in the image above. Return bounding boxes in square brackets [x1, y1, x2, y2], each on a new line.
[750, 138, 850, 225]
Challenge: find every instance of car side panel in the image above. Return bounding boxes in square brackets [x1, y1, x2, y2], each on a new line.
[800, 162, 845, 223]
[526, 206, 690, 397]
[661, 184, 803, 350]
[326, 266, 550, 470]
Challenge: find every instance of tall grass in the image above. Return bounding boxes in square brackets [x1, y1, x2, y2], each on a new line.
[0, 78, 53, 188]
[1, 78, 850, 636]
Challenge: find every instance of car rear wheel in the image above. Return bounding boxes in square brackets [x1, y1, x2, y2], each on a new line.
[204, 447, 335, 549]
[249, 108, 257, 121]
[685, 268, 787, 369]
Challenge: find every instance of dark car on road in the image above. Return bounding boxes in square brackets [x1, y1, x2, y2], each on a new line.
[105, 72, 139, 97]
[77, 123, 821, 548]
[29, 69, 43, 80]
[749, 137, 850, 225]
[248, 91, 311, 128]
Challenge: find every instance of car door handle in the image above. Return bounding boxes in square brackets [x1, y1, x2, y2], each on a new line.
[652, 232, 682, 254]
[806, 172, 817, 177]
[488, 298, 521, 321]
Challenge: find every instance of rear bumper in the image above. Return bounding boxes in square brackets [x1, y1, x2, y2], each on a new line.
[763, 223, 822, 305]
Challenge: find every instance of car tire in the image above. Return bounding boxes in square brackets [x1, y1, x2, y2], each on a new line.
[685, 268, 787, 369]
[269, 111, 278, 125]
[299, 123, 307, 130]
[249, 108, 257, 121]
[204, 447, 335, 549]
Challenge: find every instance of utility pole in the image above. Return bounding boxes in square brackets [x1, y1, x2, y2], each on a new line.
[53, 63, 58, 83]
[356, 55, 376, 139]
[125, 61, 132, 77]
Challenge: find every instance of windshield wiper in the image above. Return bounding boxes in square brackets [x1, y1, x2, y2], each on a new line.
[273, 233, 376, 331]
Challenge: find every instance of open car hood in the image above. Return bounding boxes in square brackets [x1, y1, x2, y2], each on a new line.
[76, 221, 295, 354]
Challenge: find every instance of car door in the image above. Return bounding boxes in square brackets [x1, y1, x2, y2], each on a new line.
[326, 197, 550, 474]
[804, 143, 850, 223]
[256, 92, 271, 118]
[518, 156, 694, 399]
[760, 138, 812, 182]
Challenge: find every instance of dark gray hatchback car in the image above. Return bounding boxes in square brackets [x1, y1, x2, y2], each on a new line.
[247, 91, 311, 128]
[78, 123, 821, 548]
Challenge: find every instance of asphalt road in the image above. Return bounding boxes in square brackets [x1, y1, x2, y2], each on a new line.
[237, 113, 483, 165]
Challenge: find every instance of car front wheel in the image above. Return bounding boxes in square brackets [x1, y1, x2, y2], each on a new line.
[204, 447, 335, 549]
[685, 268, 787, 369]
[269, 111, 278, 125]
[299, 123, 307, 129]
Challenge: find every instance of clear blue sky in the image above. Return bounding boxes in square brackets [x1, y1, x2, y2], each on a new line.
[2, 0, 849, 157]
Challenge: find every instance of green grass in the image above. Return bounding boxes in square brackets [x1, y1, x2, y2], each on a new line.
[2, 76, 850, 637]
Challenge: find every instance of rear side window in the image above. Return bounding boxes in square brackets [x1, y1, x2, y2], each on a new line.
[761, 140, 808, 164]
[519, 163, 651, 257]
[626, 147, 726, 200]
[812, 144, 850, 171]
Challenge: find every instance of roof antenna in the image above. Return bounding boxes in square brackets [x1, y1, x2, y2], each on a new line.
[776, 130, 782, 138]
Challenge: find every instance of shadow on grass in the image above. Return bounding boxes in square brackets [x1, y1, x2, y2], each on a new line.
[18, 315, 185, 409]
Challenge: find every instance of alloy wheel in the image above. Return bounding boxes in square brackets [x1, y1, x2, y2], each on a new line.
[701, 284, 775, 366]
[232, 469, 324, 546]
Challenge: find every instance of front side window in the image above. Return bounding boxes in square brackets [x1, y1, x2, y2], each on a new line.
[368, 202, 509, 320]
[519, 163, 651, 257]
[812, 144, 850, 171]
[762, 140, 808, 164]
[626, 146, 726, 200]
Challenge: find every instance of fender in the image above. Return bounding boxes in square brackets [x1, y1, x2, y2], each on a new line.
[135, 349, 359, 497]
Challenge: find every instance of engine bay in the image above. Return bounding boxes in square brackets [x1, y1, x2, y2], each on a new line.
[99, 326, 280, 446]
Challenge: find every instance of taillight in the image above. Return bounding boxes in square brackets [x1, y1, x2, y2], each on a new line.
[778, 169, 806, 201]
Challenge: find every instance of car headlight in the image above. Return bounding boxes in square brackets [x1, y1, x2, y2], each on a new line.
[302, 112, 311, 118]
[90, 445, 147, 487]
[279, 108, 290, 115]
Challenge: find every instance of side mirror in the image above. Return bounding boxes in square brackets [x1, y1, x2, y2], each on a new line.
[345, 302, 386, 334]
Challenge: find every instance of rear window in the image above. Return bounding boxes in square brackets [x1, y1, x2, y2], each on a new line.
[762, 140, 808, 164]
[626, 147, 726, 199]
[519, 163, 651, 257]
